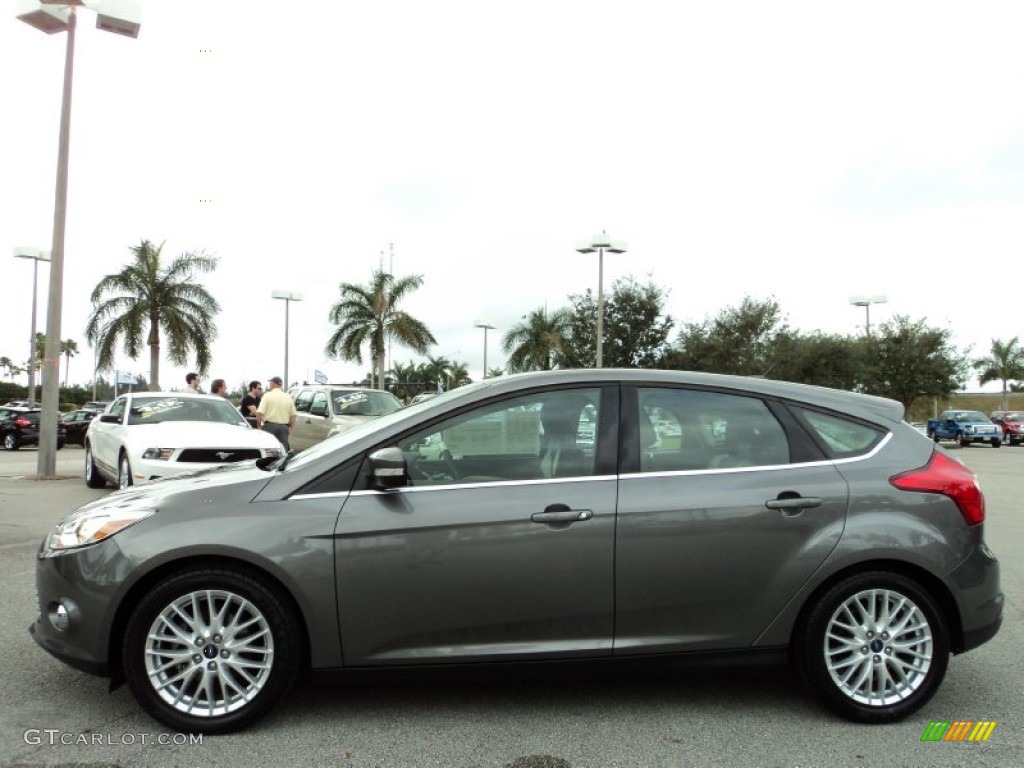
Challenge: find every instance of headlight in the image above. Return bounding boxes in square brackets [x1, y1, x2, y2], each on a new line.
[260, 447, 285, 458]
[142, 447, 174, 460]
[44, 500, 155, 555]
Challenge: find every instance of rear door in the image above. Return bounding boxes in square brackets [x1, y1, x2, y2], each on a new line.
[614, 385, 849, 654]
[334, 385, 618, 665]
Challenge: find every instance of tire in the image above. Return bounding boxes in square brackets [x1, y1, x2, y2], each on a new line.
[118, 452, 134, 490]
[991, 438, 1001, 448]
[926, 431, 937, 442]
[57, 441, 65, 450]
[84, 444, 106, 488]
[123, 566, 302, 734]
[958, 434, 970, 448]
[794, 571, 949, 723]
[4, 432, 19, 451]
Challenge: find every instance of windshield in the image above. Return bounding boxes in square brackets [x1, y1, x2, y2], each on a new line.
[331, 389, 402, 416]
[950, 411, 989, 422]
[1003, 413, 1024, 422]
[127, 396, 249, 426]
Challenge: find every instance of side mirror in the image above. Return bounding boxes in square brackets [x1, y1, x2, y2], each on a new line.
[100, 413, 120, 424]
[368, 446, 408, 489]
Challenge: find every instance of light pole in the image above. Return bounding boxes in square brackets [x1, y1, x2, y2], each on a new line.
[17, 0, 141, 477]
[13, 247, 51, 405]
[849, 295, 887, 336]
[576, 231, 626, 368]
[474, 321, 495, 379]
[271, 291, 303, 387]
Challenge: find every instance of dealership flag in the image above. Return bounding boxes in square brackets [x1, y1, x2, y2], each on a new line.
[314, 369, 327, 384]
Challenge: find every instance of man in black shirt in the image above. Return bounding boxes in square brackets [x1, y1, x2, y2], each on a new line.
[240, 380, 262, 427]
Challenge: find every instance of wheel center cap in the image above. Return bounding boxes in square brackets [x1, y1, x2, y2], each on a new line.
[202, 643, 219, 659]
[870, 639, 884, 653]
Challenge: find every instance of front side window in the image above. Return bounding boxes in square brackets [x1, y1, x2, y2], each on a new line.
[636, 388, 790, 472]
[294, 390, 314, 413]
[109, 398, 127, 421]
[396, 388, 602, 486]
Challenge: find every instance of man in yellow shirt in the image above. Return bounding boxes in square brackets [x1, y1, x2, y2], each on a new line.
[256, 376, 297, 450]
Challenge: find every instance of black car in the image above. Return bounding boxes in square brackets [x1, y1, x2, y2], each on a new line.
[60, 409, 98, 446]
[0, 407, 66, 450]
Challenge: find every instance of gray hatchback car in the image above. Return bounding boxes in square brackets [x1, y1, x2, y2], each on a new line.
[30, 370, 1002, 733]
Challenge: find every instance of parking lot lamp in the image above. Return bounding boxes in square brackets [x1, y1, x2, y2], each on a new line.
[474, 321, 495, 380]
[849, 295, 887, 336]
[13, 247, 51, 405]
[271, 291, 303, 387]
[576, 232, 627, 368]
[16, 0, 141, 477]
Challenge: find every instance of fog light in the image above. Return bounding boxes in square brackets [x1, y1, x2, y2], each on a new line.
[48, 602, 70, 632]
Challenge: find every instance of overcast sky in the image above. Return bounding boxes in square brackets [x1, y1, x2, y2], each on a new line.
[2, 0, 1022, 393]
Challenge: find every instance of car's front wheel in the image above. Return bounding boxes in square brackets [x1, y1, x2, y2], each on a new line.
[123, 566, 302, 733]
[118, 452, 133, 489]
[84, 444, 106, 488]
[794, 571, 949, 723]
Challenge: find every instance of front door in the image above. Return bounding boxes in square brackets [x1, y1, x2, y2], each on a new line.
[334, 386, 618, 665]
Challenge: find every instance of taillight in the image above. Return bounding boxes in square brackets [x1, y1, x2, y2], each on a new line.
[14, 418, 31, 428]
[890, 451, 985, 525]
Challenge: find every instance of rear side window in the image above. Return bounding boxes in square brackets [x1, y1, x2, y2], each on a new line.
[793, 408, 885, 458]
[636, 388, 790, 471]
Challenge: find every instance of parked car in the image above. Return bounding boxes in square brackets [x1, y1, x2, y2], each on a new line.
[990, 410, 1024, 446]
[926, 410, 1002, 447]
[31, 370, 1002, 734]
[0, 407, 66, 450]
[83, 392, 285, 489]
[3, 399, 31, 409]
[288, 384, 403, 451]
[60, 409, 98, 447]
[408, 392, 438, 405]
[81, 401, 110, 414]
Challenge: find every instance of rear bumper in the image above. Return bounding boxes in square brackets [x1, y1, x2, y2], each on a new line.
[949, 539, 1003, 654]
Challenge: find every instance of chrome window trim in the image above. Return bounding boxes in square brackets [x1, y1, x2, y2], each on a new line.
[291, 473, 616, 500]
[621, 431, 893, 480]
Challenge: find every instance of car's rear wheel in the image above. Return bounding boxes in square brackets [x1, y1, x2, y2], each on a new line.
[123, 566, 302, 733]
[794, 571, 949, 723]
[4, 433, 19, 451]
[84, 444, 106, 488]
[118, 452, 133, 489]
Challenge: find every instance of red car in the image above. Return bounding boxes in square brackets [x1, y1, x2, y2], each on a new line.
[991, 410, 1024, 445]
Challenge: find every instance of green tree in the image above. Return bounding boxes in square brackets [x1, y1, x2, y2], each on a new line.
[422, 355, 451, 392]
[33, 332, 46, 371]
[486, 366, 505, 378]
[61, 338, 78, 387]
[973, 337, 1024, 410]
[502, 307, 572, 372]
[325, 270, 436, 390]
[859, 316, 968, 411]
[563, 277, 675, 368]
[664, 296, 787, 376]
[85, 240, 219, 390]
[770, 332, 868, 390]
[0, 356, 12, 379]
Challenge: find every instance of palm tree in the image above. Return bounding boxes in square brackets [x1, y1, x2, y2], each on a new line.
[33, 332, 46, 371]
[974, 337, 1024, 410]
[0, 356, 13, 379]
[448, 361, 472, 388]
[486, 366, 505, 378]
[422, 355, 451, 392]
[85, 240, 220, 390]
[325, 269, 436, 390]
[60, 338, 78, 387]
[502, 307, 572, 372]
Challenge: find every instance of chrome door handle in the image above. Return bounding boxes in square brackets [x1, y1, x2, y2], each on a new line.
[765, 496, 822, 510]
[531, 509, 593, 523]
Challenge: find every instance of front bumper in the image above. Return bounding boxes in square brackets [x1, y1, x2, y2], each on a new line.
[28, 537, 131, 678]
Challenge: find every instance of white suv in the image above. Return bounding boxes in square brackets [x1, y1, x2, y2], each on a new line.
[289, 385, 403, 451]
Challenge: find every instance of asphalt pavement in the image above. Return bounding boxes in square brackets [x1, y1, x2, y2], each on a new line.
[0, 445, 1020, 767]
